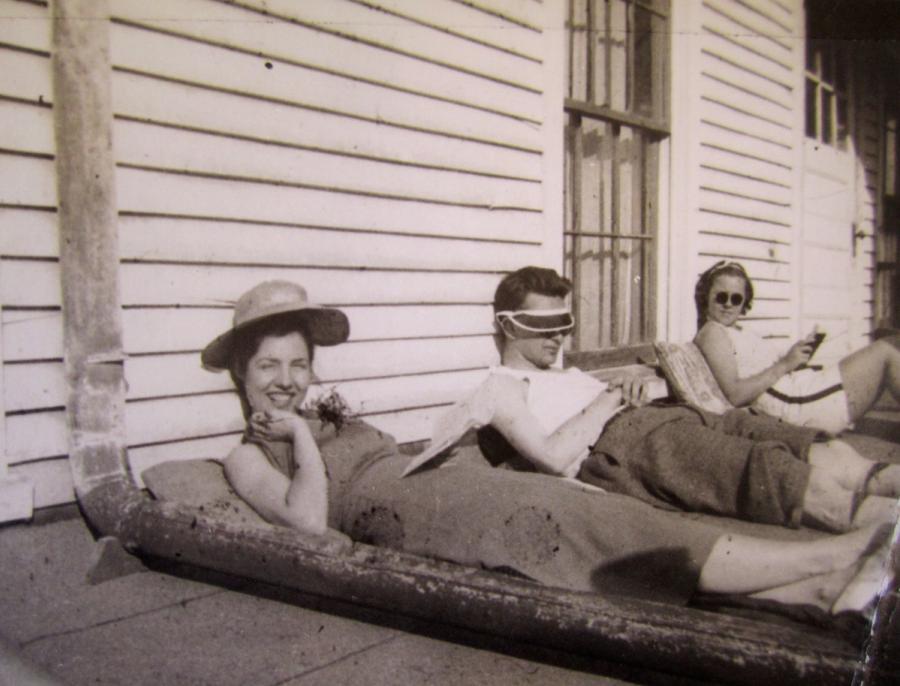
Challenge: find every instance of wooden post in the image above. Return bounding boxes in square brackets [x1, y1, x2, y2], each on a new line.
[51, 0, 128, 504]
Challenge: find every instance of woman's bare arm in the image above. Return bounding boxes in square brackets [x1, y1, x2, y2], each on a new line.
[487, 373, 623, 476]
[223, 412, 328, 534]
[694, 322, 807, 407]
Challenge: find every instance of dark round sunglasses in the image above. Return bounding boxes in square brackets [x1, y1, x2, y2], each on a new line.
[713, 291, 744, 307]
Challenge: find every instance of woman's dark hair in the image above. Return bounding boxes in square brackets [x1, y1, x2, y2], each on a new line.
[694, 261, 754, 330]
[228, 314, 315, 419]
[493, 266, 572, 313]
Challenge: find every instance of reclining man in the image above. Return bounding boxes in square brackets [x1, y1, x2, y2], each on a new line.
[406, 266, 900, 536]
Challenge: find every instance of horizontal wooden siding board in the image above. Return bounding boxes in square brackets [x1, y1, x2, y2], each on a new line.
[361, 0, 543, 59]
[116, 219, 542, 273]
[113, 119, 542, 210]
[0, 99, 54, 154]
[0, 260, 508, 313]
[108, 0, 543, 117]
[111, 72, 542, 180]
[226, 0, 541, 91]
[0, 47, 52, 103]
[114, 168, 542, 243]
[0, 0, 51, 53]
[107, 21, 543, 148]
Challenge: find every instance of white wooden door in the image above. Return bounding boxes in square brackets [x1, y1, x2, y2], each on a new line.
[800, 141, 856, 363]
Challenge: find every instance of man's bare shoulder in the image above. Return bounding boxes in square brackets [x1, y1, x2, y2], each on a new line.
[481, 368, 529, 396]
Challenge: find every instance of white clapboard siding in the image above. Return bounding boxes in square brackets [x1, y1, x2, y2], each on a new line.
[697, 167, 793, 208]
[691, 0, 801, 339]
[107, 21, 542, 152]
[0, 259, 505, 311]
[697, 188, 792, 227]
[365, 0, 543, 60]
[8, 332, 498, 413]
[697, 210, 794, 244]
[699, 47, 793, 112]
[473, 0, 544, 28]
[110, 0, 543, 112]
[113, 119, 541, 211]
[0, 260, 59, 309]
[1, 6, 60, 515]
[0, 44, 52, 103]
[699, 29, 793, 92]
[0, 100, 54, 154]
[4, 302, 500, 367]
[699, 143, 793, 190]
[111, 73, 542, 181]
[705, 0, 793, 51]
[0, 208, 61, 258]
[700, 72, 793, 134]
[0, 212, 540, 276]
[0, 153, 56, 206]
[115, 167, 542, 244]
[223, 0, 541, 92]
[698, 98, 793, 151]
[702, 0, 793, 72]
[117, 219, 542, 274]
[0, 0, 51, 53]
[8, 458, 73, 509]
[698, 120, 794, 169]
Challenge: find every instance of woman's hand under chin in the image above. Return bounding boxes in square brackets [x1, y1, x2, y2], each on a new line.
[250, 408, 310, 442]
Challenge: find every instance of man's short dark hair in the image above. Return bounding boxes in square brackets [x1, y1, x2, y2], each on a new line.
[493, 266, 572, 312]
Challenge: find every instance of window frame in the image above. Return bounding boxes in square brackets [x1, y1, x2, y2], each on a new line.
[563, 0, 670, 352]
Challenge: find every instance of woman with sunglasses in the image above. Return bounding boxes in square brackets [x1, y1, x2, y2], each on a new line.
[693, 261, 900, 434]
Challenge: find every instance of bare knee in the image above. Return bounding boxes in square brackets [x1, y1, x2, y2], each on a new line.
[839, 340, 900, 419]
[878, 334, 900, 353]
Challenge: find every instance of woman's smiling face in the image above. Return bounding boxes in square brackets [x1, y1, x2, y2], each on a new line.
[706, 274, 748, 328]
[244, 332, 312, 414]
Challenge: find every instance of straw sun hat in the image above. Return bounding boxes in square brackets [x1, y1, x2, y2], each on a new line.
[201, 280, 350, 371]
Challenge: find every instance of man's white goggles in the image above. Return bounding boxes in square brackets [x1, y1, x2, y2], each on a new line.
[495, 308, 575, 335]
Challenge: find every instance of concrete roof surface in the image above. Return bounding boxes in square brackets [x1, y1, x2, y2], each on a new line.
[0, 513, 706, 686]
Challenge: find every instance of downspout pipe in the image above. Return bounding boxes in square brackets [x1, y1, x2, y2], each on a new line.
[49, 3, 886, 684]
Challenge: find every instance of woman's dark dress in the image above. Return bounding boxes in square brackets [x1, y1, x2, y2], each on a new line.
[247, 419, 722, 605]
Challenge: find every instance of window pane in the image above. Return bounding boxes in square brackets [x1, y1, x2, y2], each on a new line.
[822, 89, 834, 145]
[836, 95, 848, 146]
[805, 79, 817, 139]
[821, 43, 834, 83]
[886, 118, 897, 198]
[633, 4, 653, 116]
[834, 45, 848, 91]
[568, 0, 590, 100]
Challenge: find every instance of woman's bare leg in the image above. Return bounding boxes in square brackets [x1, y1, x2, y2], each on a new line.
[808, 440, 900, 499]
[839, 337, 900, 422]
[698, 524, 887, 595]
[800, 460, 897, 532]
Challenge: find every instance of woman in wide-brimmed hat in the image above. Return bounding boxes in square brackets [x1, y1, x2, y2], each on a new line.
[202, 280, 349, 532]
[202, 280, 890, 621]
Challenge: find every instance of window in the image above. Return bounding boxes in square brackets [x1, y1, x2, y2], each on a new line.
[805, 8, 850, 148]
[564, 0, 669, 351]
